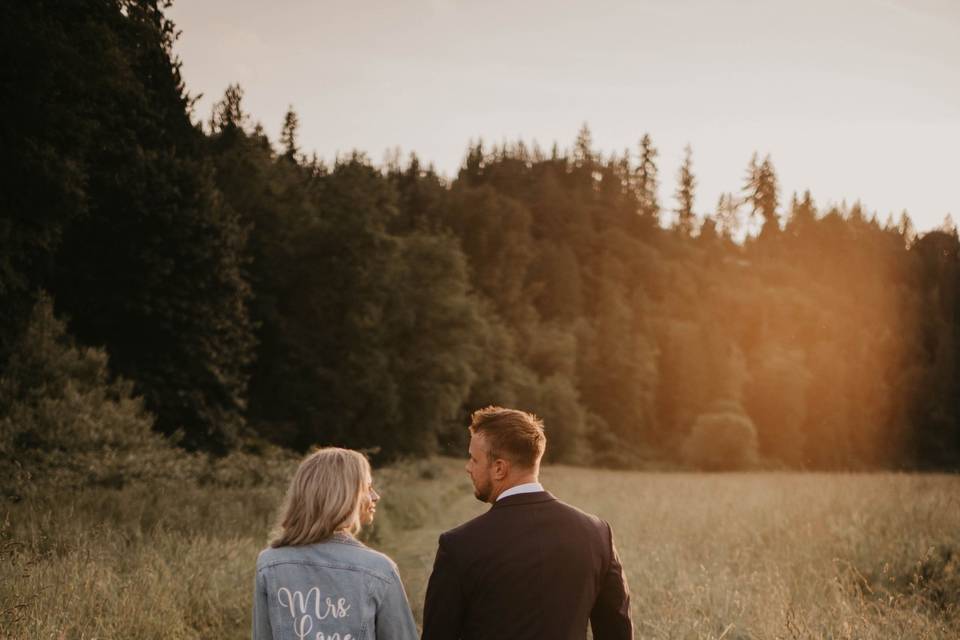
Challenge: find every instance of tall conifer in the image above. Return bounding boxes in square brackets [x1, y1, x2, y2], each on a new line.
[674, 144, 696, 236]
[636, 134, 660, 222]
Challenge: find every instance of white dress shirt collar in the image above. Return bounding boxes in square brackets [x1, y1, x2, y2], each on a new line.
[496, 481, 545, 501]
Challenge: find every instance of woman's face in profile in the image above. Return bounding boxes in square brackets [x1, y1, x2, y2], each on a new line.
[360, 475, 380, 526]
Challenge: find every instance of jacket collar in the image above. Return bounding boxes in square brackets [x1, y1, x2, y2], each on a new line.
[489, 490, 557, 510]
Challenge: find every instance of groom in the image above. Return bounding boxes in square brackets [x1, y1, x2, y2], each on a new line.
[422, 406, 633, 639]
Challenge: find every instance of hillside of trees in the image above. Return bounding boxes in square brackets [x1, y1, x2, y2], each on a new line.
[3, 1, 958, 473]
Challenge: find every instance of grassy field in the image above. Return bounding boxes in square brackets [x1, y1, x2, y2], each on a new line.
[2, 458, 958, 639]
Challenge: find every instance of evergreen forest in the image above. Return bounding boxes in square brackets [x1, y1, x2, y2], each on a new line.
[3, 1, 959, 474]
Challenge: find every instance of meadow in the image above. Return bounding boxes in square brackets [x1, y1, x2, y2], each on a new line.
[2, 458, 958, 639]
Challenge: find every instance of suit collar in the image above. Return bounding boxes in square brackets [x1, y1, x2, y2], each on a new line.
[489, 490, 556, 510]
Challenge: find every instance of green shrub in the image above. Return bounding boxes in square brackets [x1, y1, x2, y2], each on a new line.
[681, 400, 759, 470]
[203, 446, 298, 489]
[0, 294, 203, 498]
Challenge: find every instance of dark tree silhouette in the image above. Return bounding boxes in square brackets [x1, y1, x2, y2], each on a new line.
[674, 144, 696, 236]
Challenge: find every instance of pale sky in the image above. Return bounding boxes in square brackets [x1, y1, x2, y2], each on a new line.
[168, 0, 960, 232]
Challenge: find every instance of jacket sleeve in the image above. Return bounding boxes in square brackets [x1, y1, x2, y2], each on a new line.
[589, 522, 633, 640]
[421, 533, 464, 639]
[375, 563, 419, 640]
[252, 567, 273, 640]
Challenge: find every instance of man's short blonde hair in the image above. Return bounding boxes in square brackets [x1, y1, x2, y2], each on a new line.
[469, 406, 546, 469]
[270, 447, 370, 547]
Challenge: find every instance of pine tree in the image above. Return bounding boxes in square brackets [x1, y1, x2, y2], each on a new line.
[48, 1, 255, 451]
[786, 189, 816, 238]
[636, 133, 660, 222]
[280, 105, 300, 160]
[743, 153, 779, 237]
[898, 211, 916, 247]
[573, 122, 594, 168]
[715, 193, 741, 239]
[0, 1, 119, 358]
[459, 140, 485, 185]
[674, 144, 696, 236]
[210, 83, 247, 134]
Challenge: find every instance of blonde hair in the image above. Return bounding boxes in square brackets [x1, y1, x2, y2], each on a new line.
[270, 447, 371, 548]
[469, 406, 546, 470]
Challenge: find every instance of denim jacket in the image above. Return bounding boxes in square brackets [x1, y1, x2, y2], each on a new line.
[253, 533, 418, 640]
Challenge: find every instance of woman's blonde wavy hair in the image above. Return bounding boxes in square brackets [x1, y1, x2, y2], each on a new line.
[270, 447, 371, 548]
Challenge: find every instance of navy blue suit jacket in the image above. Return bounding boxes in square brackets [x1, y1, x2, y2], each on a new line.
[421, 491, 632, 640]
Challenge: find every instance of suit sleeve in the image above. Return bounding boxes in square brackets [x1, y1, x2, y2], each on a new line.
[590, 522, 633, 640]
[251, 567, 273, 640]
[421, 533, 464, 640]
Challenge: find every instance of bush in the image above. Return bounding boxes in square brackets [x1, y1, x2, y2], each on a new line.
[681, 400, 759, 470]
[0, 294, 203, 498]
[202, 446, 298, 489]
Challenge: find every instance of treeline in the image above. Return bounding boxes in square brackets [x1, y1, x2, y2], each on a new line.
[2, 1, 958, 470]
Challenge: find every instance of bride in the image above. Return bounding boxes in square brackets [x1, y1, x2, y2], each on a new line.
[252, 447, 418, 639]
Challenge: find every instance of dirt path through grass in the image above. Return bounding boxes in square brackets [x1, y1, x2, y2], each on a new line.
[370, 458, 485, 621]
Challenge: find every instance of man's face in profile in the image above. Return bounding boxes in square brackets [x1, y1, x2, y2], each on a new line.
[466, 431, 494, 503]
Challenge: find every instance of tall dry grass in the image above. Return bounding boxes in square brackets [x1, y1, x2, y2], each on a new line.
[2, 458, 958, 639]
[540, 467, 960, 639]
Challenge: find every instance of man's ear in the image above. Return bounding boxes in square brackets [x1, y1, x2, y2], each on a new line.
[491, 458, 509, 481]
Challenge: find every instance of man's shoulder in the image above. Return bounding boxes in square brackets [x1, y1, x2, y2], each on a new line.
[440, 493, 609, 545]
[553, 497, 609, 527]
[439, 509, 491, 545]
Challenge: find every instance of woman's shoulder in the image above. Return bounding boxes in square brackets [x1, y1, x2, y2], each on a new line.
[349, 543, 400, 579]
[255, 544, 290, 568]
[257, 537, 400, 581]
